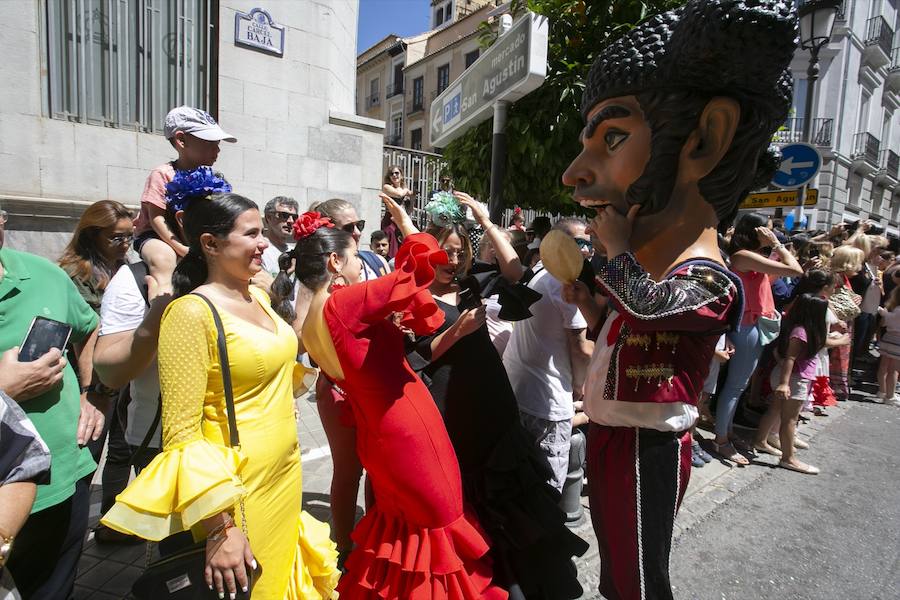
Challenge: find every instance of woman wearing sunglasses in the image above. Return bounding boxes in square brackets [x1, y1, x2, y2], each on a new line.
[380, 165, 413, 259]
[58, 200, 136, 538]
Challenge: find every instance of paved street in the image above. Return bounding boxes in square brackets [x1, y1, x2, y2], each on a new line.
[71, 376, 895, 599]
[670, 400, 900, 600]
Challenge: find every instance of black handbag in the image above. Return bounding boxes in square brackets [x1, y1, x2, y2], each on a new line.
[131, 293, 261, 600]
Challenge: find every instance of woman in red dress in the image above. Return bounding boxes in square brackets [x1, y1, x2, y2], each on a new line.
[293, 197, 506, 600]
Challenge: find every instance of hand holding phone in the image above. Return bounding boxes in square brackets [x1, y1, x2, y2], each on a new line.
[0, 346, 66, 402]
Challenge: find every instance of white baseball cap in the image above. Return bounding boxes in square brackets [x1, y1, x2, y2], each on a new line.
[164, 106, 237, 142]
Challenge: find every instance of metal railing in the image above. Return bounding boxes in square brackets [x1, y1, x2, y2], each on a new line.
[772, 117, 834, 146]
[408, 99, 424, 114]
[381, 146, 559, 229]
[865, 16, 894, 58]
[386, 81, 403, 98]
[45, 0, 214, 134]
[852, 132, 880, 165]
[880, 149, 900, 180]
[364, 93, 380, 109]
[891, 47, 900, 71]
[835, 0, 845, 20]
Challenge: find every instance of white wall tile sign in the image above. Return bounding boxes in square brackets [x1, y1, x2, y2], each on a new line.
[235, 8, 285, 56]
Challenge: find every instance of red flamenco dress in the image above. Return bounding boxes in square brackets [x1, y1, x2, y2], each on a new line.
[304, 233, 507, 600]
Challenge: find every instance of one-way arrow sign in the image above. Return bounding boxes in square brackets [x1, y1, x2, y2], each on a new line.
[772, 143, 822, 189]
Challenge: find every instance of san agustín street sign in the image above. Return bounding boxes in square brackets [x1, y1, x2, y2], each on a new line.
[429, 12, 548, 148]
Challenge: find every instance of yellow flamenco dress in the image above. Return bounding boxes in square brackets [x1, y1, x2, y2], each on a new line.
[101, 288, 339, 599]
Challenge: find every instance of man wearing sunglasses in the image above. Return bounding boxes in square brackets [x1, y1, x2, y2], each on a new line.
[261, 196, 300, 277]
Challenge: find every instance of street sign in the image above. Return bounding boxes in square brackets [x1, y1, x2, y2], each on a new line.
[429, 12, 548, 148]
[771, 143, 822, 189]
[739, 188, 818, 210]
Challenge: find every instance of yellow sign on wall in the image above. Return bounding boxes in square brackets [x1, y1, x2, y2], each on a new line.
[739, 188, 818, 210]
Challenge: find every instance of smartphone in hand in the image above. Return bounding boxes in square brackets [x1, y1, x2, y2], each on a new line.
[19, 316, 72, 362]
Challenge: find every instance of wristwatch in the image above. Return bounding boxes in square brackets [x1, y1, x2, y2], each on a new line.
[0, 533, 13, 570]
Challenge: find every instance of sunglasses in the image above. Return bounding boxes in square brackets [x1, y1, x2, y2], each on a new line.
[341, 220, 366, 233]
[390, 171, 402, 177]
[274, 211, 298, 221]
[575, 238, 593, 249]
[108, 233, 134, 245]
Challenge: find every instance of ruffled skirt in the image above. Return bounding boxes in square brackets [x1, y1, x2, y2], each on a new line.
[337, 508, 507, 600]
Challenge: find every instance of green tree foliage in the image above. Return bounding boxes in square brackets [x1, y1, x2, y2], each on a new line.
[442, 0, 685, 213]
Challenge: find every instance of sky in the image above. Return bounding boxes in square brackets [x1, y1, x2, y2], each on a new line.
[357, 0, 431, 54]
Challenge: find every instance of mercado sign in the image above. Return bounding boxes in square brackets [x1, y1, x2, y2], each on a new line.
[429, 12, 548, 148]
[235, 8, 285, 56]
[739, 188, 818, 210]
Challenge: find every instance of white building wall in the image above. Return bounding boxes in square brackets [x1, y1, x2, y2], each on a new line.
[0, 0, 384, 259]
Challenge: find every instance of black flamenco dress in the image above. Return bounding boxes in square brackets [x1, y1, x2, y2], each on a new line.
[408, 270, 589, 599]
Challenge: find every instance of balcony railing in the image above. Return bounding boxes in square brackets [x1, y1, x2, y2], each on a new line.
[386, 134, 402, 146]
[892, 47, 900, 71]
[408, 98, 424, 114]
[364, 94, 380, 109]
[386, 82, 404, 98]
[880, 149, 900, 181]
[772, 117, 834, 146]
[852, 132, 880, 165]
[866, 16, 894, 58]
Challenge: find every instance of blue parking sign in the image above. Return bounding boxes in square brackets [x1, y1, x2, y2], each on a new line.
[772, 143, 822, 189]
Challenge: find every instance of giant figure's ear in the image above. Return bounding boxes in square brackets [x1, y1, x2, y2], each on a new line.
[681, 97, 740, 180]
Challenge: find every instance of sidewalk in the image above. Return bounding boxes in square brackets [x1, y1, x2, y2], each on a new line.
[73, 382, 870, 599]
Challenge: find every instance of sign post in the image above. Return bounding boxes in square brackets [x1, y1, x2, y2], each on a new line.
[429, 13, 548, 223]
[771, 142, 822, 228]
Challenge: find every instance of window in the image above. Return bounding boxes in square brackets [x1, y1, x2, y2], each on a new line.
[389, 63, 404, 96]
[436, 7, 444, 26]
[412, 76, 424, 111]
[411, 128, 422, 150]
[369, 77, 380, 107]
[437, 64, 450, 94]
[389, 113, 402, 145]
[44, 0, 215, 133]
[858, 90, 871, 133]
[465, 49, 479, 69]
[445, 2, 453, 22]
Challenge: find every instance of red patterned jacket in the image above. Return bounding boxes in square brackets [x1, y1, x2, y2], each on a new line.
[583, 252, 742, 432]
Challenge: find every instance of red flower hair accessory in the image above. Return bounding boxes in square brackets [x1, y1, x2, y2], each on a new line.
[292, 211, 334, 241]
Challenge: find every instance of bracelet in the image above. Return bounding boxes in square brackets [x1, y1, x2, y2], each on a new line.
[207, 516, 235, 542]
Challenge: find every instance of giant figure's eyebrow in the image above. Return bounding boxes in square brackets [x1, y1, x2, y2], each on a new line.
[581, 105, 632, 140]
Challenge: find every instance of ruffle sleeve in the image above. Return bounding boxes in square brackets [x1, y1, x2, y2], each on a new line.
[328, 232, 449, 336]
[100, 439, 247, 541]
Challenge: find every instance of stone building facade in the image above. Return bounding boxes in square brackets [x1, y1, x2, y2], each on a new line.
[1, 0, 384, 259]
[772, 0, 899, 232]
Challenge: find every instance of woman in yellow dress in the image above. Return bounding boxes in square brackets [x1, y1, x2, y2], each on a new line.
[101, 176, 339, 600]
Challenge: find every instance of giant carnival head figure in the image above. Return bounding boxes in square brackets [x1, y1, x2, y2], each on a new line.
[563, 0, 798, 253]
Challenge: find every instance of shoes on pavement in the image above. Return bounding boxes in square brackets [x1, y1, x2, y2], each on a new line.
[888, 395, 900, 408]
[691, 443, 706, 468]
[813, 406, 829, 417]
[872, 392, 886, 404]
[779, 460, 820, 475]
[753, 442, 782, 457]
[793, 437, 810, 450]
[766, 434, 808, 450]
[696, 444, 713, 463]
[710, 440, 750, 466]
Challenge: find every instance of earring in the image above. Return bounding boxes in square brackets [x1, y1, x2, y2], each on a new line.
[329, 269, 348, 291]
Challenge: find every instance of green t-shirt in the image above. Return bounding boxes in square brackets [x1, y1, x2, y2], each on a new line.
[0, 248, 99, 512]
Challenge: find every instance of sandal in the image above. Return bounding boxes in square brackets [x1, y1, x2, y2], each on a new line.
[731, 437, 757, 457]
[711, 441, 750, 465]
[779, 460, 820, 475]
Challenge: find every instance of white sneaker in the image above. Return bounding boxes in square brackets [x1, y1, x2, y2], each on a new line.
[872, 393, 886, 404]
[888, 396, 900, 408]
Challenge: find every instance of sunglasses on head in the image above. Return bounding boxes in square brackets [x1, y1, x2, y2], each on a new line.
[274, 211, 298, 221]
[341, 220, 366, 233]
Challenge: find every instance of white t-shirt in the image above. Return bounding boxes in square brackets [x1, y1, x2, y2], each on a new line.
[503, 263, 587, 420]
[99, 264, 161, 448]
[261, 239, 294, 276]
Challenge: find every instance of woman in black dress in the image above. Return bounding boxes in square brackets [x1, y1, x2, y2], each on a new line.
[408, 192, 588, 599]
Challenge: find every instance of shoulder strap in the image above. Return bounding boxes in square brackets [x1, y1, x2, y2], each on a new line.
[192, 293, 240, 448]
[127, 261, 150, 307]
